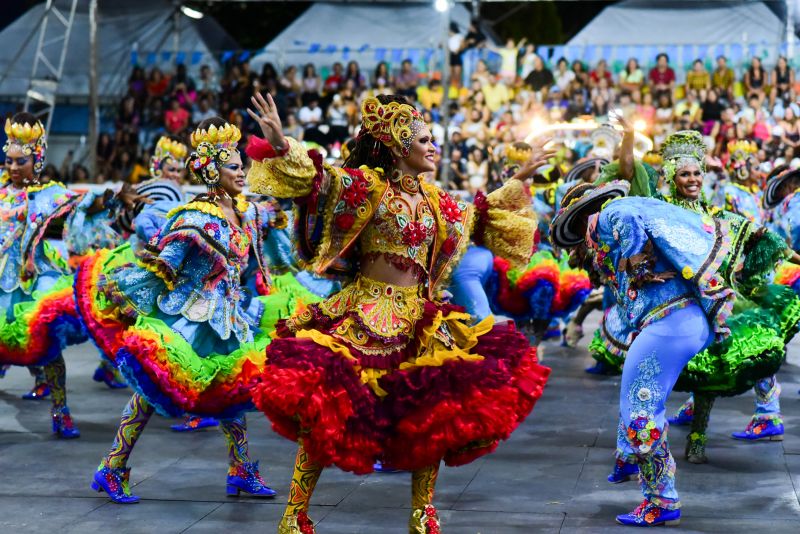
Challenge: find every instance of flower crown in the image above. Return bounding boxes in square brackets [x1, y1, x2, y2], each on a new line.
[187, 122, 241, 188]
[504, 142, 532, 164]
[360, 97, 424, 158]
[3, 118, 47, 175]
[150, 136, 188, 178]
[660, 130, 707, 183]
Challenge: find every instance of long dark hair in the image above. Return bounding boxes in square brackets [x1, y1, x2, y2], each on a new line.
[343, 94, 413, 170]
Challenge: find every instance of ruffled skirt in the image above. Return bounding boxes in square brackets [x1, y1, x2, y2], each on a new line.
[0, 273, 86, 366]
[490, 251, 591, 323]
[252, 275, 550, 475]
[74, 247, 318, 417]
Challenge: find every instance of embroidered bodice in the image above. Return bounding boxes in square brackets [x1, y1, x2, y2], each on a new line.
[359, 185, 435, 276]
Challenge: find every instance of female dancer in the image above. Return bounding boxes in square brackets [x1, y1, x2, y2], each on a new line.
[245, 93, 551, 532]
[551, 179, 779, 525]
[593, 129, 798, 452]
[0, 113, 136, 437]
[75, 118, 316, 503]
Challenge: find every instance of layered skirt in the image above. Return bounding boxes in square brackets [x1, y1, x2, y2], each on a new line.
[589, 284, 800, 397]
[252, 275, 550, 475]
[74, 246, 317, 417]
[0, 273, 86, 366]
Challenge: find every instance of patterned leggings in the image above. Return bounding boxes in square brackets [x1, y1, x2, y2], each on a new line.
[105, 393, 252, 469]
[42, 356, 67, 414]
[616, 305, 712, 509]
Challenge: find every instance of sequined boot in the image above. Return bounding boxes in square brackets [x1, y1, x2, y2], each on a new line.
[52, 406, 80, 439]
[409, 504, 441, 534]
[226, 461, 277, 497]
[22, 382, 51, 400]
[91, 463, 140, 504]
[608, 459, 639, 483]
[667, 397, 694, 426]
[278, 512, 316, 534]
[93, 364, 127, 389]
[616, 499, 680, 527]
[731, 417, 784, 441]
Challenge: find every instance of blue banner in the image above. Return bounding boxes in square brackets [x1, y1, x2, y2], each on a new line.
[130, 50, 138, 66]
[308, 43, 321, 53]
[175, 51, 186, 65]
[191, 51, 203, 65]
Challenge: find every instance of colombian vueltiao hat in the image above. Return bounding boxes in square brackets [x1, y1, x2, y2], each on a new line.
[550, 180, 630, 248]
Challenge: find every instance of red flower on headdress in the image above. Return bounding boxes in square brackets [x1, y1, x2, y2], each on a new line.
[334, 212, 355, 230]
[438, 191, 463, 223]
[342, 175, 369, 209]
[402, 221, 429, 247]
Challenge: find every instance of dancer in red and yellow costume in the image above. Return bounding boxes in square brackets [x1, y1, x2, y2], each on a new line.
[244, 93, 551, 533]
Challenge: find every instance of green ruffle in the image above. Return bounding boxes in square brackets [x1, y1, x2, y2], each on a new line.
[740, 230, 789, 288]
[260, 272, 320, 333]
[747, 283, 800, 344]
[588, 328, 624, 371]
[674, 307, 784, 396]
[0, 274, 75, 350]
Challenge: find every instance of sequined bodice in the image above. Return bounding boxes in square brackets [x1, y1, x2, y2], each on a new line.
[228, 223, 252, 274]
[360, 185, 435, 274]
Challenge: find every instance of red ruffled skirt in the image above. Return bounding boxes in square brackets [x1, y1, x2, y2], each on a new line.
[252, 275, 550, 474]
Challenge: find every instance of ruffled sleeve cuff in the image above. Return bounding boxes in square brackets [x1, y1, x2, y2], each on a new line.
[246, 137, 317, 198]
[472, 180, 537, 268]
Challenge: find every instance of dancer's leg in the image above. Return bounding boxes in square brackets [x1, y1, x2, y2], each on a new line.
[220, 414, 276, 497]
[278, 443, 322, 532]
[409, 464, 441, 533]
[732, 375, 784, 440]
[43, 355, 79, 437]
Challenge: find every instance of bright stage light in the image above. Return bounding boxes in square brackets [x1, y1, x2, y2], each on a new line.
[435, 0, 449, 13]
[633, 119, 647, 132]
[180, 5, 204, 19]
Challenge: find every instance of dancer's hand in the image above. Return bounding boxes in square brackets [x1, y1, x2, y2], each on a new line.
[512, 137, 557, 181]
[117, 183, 152, 211]
[247, 92, 284, 149]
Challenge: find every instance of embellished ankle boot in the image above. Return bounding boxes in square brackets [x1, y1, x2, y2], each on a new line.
[667, 399, 694, 426]
[608, 459, 639, 483]
[615, 499, 680, 527]
[409, 504, 441, 534]
[226, 461, 277, 497]
[91, 463, 140, 504]
[22, 382, 50, 400]
[52, 406, 80, 439]
[170, 415, 219, 432]
[731, 417, 784, 441]
[93, 365, 127, 389]
[277, 512, 316, 534]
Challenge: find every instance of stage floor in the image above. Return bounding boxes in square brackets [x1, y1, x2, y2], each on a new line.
[1, 311, 799, 533]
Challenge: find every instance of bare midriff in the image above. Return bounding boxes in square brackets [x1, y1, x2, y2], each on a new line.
[359, 254, 424, 288]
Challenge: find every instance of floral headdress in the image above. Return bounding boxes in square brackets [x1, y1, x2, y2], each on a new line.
[3, 118, 47, 178]
[186, 122, 241, 193]
[502, 141, 533, 180]
[726, 139, 758, 182]
[660, 130, 706, 184]
[359, 97, 424, 158]
[150, 136, 188, 178]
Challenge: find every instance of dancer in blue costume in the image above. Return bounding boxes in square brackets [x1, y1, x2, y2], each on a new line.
[552, 180, 775, 526]
[0, 113, 142, 438]
[75, 118, 318, 504]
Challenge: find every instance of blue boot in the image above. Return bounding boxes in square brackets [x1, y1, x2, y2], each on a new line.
[373, 460, 403, 473]
[226, 461, 277, 497]
[52, 407, 80, 439]
[667, 398, 694, 426]
[616, 499, 681, 527]
[171, 415, 219, 432]
[731, 417, 784, 441]
[91, 464, 140, 504]
[608, 459, 639, 483]
[22, 382, 50, 400]
[93, 365, 127, 389]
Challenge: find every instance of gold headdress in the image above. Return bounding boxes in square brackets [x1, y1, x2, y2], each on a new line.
[726, 139, 758, 181]
[504, 142, 533, 164]
[187, 122, 242, 190]
[150, 136, 189, 178]
[3, 118, 47, 176]
[360, 97, 424, 158]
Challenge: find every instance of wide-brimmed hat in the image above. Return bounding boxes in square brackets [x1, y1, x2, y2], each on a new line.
[563, 157, 609, 184]
[763, 164, 800, 209]
[550, 180, 630, 248]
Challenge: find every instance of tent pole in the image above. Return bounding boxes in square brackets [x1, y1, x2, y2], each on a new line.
[88, 0, 98, 179]
[788, 0, 795, 60]
[439, 2, 451, 188]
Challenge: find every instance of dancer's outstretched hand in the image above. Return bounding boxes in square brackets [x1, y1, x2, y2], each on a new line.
[513, 137, 556, 180]
[247, 92, 284, 148]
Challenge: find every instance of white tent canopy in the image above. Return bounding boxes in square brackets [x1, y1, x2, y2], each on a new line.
[251, 2, 476, 72]
[0, 0, 232, 100]
[569, 0, 785, 46]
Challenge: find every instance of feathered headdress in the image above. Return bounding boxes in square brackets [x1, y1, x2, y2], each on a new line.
[3, 118, 47, 176]
[150, 136, 189, 178]
[359, 97, 424, 158]
[186, 122, 241, 191]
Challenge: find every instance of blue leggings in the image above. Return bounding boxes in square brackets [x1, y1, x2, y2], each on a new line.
[448, 246, 494, 322]
[617, 304, 712, 509]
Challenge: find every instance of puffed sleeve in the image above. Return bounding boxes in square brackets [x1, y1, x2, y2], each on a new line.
[472, 179, 537, 268]
[246, 136, 319, 198]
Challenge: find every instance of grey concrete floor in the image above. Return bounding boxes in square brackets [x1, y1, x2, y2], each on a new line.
[2, 312, 800, 533]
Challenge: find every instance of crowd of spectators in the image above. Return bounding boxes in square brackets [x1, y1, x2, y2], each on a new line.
[66, 31, 800, 194]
